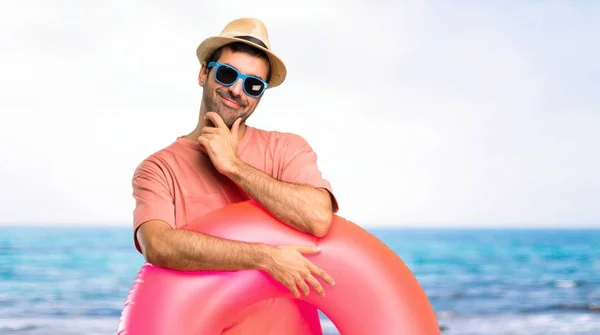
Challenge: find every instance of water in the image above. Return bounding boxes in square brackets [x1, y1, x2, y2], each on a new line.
[1, 226, 599, 334]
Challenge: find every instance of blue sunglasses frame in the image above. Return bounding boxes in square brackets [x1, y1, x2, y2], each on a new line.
[207, 61, 268, 98]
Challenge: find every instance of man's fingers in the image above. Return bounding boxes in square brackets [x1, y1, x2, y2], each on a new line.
[286, 281, 300, 298]
[278, 277, 301, 298]
[309, 263, 335, 286]
[304, 274, 325, 297]
[197, 136, 208, 146]
[202, 126, 218, 134]
[204, 112, 227, 129]
[296, 277, 310, 296]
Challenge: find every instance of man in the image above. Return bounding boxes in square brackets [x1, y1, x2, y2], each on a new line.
[131, 18, 339, 334]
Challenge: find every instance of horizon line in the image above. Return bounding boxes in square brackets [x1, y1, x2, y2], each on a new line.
[0, 222, 598, 229]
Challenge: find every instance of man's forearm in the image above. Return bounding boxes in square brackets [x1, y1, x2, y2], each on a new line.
[143, 224, 271, 271]
[225, 160, 333, 236]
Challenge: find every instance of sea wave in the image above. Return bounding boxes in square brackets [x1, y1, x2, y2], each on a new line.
[438, 313, 600, 335]
[520, 303, 600, 313]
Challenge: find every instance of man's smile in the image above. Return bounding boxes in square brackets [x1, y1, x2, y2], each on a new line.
[218, 91, 242, 109]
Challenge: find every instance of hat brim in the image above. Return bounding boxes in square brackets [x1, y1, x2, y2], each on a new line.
[196, 36, 287, 88]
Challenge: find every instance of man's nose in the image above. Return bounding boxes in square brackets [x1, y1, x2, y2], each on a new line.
[228, 78, 244, 96]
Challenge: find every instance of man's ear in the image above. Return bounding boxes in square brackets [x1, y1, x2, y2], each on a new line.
[198, 62, 208, 86]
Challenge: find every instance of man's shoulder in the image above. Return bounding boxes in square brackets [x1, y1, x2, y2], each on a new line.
[250, 126, 310, 148]
[139, 140, 178, 162]
[133, 139, 187, 175]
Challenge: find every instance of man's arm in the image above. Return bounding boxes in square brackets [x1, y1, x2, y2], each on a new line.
[199, 113, 338, 237]
[136, 219, 270, 271]
[133, 155, 335, 296]
[137, 220, 334, 296]
[132, 158, 269, 270]
[225, 161, 333, 237]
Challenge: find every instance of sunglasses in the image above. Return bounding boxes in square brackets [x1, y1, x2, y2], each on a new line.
[207, 61, 268, 98]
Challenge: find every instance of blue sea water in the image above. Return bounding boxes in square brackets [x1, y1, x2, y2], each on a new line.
[1, 226, 599, 334]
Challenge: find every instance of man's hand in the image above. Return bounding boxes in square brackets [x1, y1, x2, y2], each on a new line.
[261, 245, 335, 298]
[198, 112, 242, 174]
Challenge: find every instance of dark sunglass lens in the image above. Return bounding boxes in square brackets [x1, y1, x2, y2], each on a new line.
[215, 66, 238, 85]
[244, 78, 265, 96]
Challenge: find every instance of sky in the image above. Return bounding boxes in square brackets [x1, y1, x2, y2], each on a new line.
[1, 0, 598, 228]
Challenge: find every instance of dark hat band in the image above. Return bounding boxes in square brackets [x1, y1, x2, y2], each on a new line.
[234, 35, 268, 50]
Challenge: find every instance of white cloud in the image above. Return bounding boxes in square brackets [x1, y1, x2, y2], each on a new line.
[0, 0, 598, 227]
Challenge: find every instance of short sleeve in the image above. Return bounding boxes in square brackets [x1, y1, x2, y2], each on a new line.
[131, 158, 175, 253]
[278, 133, 339, 213]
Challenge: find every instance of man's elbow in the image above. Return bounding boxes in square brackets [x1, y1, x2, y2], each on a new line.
[137, 222, 170, 267]
[310, 209, 334, 237]
[307, 189, 335, 237]
[144, 243, 169, 267]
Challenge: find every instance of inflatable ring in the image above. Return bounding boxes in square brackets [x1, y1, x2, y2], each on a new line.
[118, 200, 439, 334]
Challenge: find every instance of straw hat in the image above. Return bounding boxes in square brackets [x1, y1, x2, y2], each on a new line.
[196, 18, 287, 88]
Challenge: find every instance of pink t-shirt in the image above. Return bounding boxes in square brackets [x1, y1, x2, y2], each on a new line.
[131, 125, 338, 335]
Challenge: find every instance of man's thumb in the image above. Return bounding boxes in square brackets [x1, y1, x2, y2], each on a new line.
[297, 245, 321, 254]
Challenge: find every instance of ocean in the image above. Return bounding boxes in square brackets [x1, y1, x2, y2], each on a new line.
[1, 226, 599, 335]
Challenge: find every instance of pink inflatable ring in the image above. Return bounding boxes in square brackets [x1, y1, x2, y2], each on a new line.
[118, 200, 440, 334]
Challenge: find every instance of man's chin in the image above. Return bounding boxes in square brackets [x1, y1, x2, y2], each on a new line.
[218, 110, 245, 127]
[218, 114, 237, 129]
